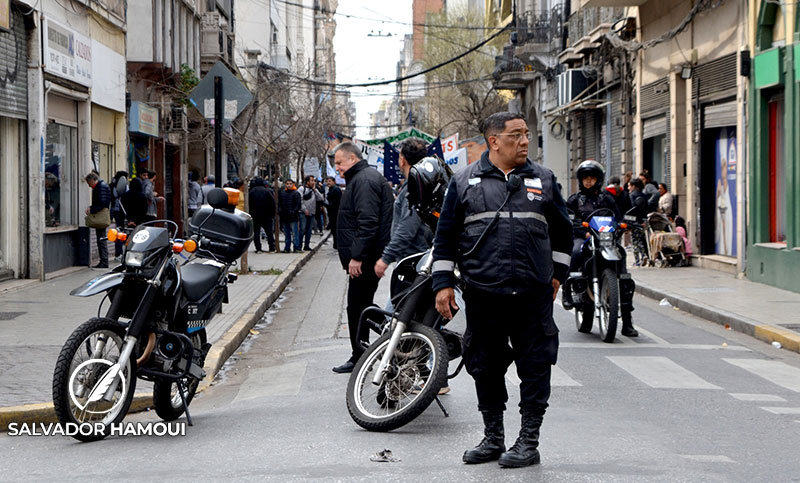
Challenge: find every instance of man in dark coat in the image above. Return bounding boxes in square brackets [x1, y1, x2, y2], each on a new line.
[85, 171, 113, 268]
[249, 177, 277, 253]
[331, 142, 393, 373]
[278, 179, 302, 252]
[325, 176, 342, 249]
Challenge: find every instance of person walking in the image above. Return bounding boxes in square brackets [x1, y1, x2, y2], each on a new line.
[331, 142, 393, 374]
[85, 172, 113, 269]
[639, 170, 660, 213]
[315, 179, 326, 235]
[298, 175, 323, 250]
[432, 112, 572, 468]
[249, 177, 277, 253]
[120, 178, 148, 228]
[201, 175, 215, 204]
[278, 179, 302, 253]
[110, 171, 128, 260]
[325, 176, 342, 249]
[628, 178, 649, 265]
[187, 172, 202, 217]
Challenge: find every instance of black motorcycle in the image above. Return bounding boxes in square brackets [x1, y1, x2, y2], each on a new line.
[52, 188, 253, 441]
[563, 208, 636, 343]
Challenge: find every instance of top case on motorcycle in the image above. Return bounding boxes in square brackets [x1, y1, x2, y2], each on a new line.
[181, 263, 222, 301]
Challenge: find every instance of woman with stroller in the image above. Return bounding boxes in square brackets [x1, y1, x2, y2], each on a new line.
[566, 160, 638, 337]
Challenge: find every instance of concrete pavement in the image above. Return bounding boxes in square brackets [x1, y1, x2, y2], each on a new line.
[0, 230, 331, 430]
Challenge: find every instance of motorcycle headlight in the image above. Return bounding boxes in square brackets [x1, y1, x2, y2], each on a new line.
[598, 232, 614, 242]
[124, 251, 145, 267]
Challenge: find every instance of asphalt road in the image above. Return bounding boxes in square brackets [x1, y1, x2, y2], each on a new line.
[2, 240, 800, 482]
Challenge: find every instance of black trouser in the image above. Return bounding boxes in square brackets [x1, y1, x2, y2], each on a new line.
[463, 285, 559, 415]
[253, 217, 276, 252]
[328, 208, 338, 248]
[94, 227, 108, 266]
[346, 266, 381, 362]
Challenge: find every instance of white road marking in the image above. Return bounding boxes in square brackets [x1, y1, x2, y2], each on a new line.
[723, 359, 800, 393]
[760, 407, 800, 415]
[678, 455, 735, 463]
[729, 393, 787, 402]
[233, 360, 308, 402]
[506, 363, 581, 387]
[633, 326, 671, 346]
[607, 356, 722, 389]
[561, 342, 749, 351]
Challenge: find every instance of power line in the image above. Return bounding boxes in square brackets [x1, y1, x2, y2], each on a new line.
[262, 26, 509, 88]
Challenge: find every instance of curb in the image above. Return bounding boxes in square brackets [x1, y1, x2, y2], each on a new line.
[0, 234, 330, 432]
[634, 280, 800, 354]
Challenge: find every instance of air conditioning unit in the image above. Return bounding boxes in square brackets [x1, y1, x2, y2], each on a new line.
[168, 105, 187, 132]
[557, 69, 594, 107]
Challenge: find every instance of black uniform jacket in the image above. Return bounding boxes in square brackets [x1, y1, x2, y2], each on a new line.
[336, 159, 394, 269]
[432, 151, 573, 295]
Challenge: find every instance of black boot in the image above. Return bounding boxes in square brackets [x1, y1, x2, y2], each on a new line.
[621, 310, 639, 337]
[498, 409, 542, 468]
[463, 411, 505, 464]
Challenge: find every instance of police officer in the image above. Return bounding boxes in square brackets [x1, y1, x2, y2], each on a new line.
[565, 160, 638, 337]
[432, 112, 572, 468]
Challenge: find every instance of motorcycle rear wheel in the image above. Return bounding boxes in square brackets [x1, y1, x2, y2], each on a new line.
[598, 268, 620, 343]
[346, 322, 448, 432]
[52, 318, 137, 442]
[152, 330, 207, 421]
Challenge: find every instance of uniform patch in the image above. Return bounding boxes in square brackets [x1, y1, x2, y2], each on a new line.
[526, 188, 542, 194]
[468, 177, 481, 186]
[527, 192, 535, 201]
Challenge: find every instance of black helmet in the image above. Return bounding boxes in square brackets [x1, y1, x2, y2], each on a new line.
[576, 160, 604, 194]
[406, 156, 453, 231]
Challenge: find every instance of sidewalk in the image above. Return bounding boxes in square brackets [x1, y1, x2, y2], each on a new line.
[0, 230, 332, 430]
[630, 263, 800, 353]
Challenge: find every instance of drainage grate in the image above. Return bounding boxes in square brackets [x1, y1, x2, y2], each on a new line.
[0, 312, 26, 321]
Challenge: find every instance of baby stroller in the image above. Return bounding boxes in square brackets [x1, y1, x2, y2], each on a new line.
[644, 212, 687, 267]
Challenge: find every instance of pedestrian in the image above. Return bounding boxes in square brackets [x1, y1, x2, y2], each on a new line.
[639, 170, 660, 213]
[85, 172, 113, 269]
[315, 179, 326, 235]
[325, 176, 342, 249]
[141, 170, 163, 222]
[432, 112, 572, 468]
[628, 178, 649, 265]
[331, 142, 393, 374]
[187, 171, 202, 217]
[110, 170, 128, 260]
[249, 177, 277, 253]
[121, 178, 148, 228]
[622, 171, 633, 193]
[658, 182, 674, 219]
[565, 161, 638, 337]
[232, 178, 246, 211]
[373, 138, 432, 279]
[278, 179, 302, 253]
[675, 216, 692, 261]
[201, 175, 216, 204]
[605, 175, 631, 216]
[298, 175, 323, 250]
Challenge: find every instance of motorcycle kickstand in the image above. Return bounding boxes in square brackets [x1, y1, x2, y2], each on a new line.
[177, 380, 193, 427]
[434, 396, 449, 417]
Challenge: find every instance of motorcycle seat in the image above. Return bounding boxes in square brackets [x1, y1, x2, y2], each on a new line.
[181, 262, 222, 301]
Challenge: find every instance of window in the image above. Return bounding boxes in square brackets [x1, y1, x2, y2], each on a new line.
[92, 142, 113, 184]
[271, 21, 278, 44]
[45, 122, 78, 228]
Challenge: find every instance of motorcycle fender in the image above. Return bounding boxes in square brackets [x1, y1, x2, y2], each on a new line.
[600, 246, 622, 261]
[69, 273, 127, 297]
[454, 287, 465, 314]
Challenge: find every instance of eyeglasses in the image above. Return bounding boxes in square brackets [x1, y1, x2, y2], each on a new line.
[494, 131, 533, 142]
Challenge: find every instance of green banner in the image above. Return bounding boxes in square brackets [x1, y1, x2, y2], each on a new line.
[363, 127, 436, 146]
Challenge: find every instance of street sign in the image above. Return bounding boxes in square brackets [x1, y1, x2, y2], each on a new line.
[188, 61, 253, 129]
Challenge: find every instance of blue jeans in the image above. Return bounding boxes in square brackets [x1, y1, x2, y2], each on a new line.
[300, 214, 314, 248]
[281, 220, 300, 251]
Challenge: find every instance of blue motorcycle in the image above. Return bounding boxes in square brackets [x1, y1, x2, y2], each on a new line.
[563, 208, 636, 343]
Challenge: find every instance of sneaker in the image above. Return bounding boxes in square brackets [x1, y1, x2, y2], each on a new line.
[92, 263, 109, 269]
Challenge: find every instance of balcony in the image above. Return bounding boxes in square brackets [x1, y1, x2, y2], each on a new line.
[580, 0, 647, 6]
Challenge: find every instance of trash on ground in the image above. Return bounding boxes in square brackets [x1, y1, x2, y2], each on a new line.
[721, 342, 728, 347]
[724, 324, 731, 330]
[772, 341, 782, 349]
[370, 449, 400, 463]
[250, 329, 260, 335]
[659, 298, 672, 307]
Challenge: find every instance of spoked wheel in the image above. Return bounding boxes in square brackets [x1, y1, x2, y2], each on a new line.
[346, 322, 448, 432]
[153, 330, 207, 421]
[53, 318, 137, 442]
[598, 268, 620, 343]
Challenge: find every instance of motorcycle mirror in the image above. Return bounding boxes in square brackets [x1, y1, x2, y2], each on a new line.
[507, 174, 522, 192]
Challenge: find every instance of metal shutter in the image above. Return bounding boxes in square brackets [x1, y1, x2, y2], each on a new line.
[703, 100, 737, 129]
[610, 88, 623, 177]
[583, 110, 597, 161]
[640, 77, 669, 116]
[642, 115, 667, 139]
[0, 9, 27, 120]
[692, 53, 738, 100]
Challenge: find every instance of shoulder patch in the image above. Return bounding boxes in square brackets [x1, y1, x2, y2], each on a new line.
[468, 177, 481, 186]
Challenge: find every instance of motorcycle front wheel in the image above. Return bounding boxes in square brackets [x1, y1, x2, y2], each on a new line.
[152, 330, 207, 421]
[52, 318, 137, 442]
[598, 268, 620, 343]
[346, 322, 448, 432]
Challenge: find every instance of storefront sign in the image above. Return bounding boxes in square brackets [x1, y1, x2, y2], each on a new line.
[43, 17, 92, 87]
[129, 101, 159, 137]
[91, 40, 125, 112]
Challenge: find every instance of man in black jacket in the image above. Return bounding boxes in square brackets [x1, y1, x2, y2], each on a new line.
[85, 172, 112, 268]
[331, 142, 393, 374]
[432, 112, 572, 468]
[325, 176, 342, 249]
[249, 177, 277, 253]
[278, 180, 302, 253]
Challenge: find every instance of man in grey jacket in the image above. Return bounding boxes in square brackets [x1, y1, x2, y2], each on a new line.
[374, 139, 432, 278]
[640, 170, 660, 213]
[298, 175, 323, 250]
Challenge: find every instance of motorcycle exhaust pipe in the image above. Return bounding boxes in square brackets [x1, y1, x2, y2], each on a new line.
[136, 332, 156, 366]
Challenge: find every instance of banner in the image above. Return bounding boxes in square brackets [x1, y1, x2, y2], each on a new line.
[714, 127, 736, 257]
[303, 157, 320, 179]
[441, 133, 459, 159]
[383, 141, 401, 185]
[445, 147, 469, 172]
[363, 127, 435, 147]
[427, 138, 444, 160]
